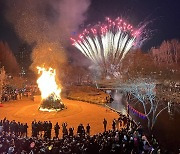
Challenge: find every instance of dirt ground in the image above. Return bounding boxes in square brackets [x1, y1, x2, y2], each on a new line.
[0, 97, 119, 137]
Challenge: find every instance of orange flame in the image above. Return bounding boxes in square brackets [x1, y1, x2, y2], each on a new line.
[37, 66, 61, 100]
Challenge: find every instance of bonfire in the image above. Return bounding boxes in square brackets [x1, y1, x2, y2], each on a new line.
[37, 66, 64, 112]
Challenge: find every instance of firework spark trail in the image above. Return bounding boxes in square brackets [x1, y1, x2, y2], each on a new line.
[71, 17, 145, 74]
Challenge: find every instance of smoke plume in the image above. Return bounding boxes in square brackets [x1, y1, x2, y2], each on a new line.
[57, 0, 91, 38]
[4, 0, 91, 76]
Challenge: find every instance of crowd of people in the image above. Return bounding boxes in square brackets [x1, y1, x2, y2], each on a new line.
[31, 120, 91, 140]
[0, 118, 28, 137]
[0, 85, 34, 103]
[0, 116, 162, 154]
[1, 86, 23, 102]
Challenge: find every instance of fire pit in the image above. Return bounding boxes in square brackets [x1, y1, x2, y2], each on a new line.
[39, 96, 64, 112]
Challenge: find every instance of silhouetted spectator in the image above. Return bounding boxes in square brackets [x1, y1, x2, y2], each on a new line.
[112, 119, 116, 131]
[62, 122, 68, 138]
[54, 122, 60, 138]
[69, 127, 74, 136]
[47, 121, 52, 138]
[103, 118, 107, 132]
[24, 123, 28, 137]
[86, 123, 90, 135]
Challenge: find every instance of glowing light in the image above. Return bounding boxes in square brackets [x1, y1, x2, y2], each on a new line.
[71, 17, 146, 75]
[37, 66, 61, 101]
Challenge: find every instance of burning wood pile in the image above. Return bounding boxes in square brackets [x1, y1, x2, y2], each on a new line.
[37, 66, 64, 112]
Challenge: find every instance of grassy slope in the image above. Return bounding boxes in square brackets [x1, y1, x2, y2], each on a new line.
[64, 85, 110, 104]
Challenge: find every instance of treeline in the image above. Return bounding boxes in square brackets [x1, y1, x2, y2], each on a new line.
[0, 41, 19, 75]
[0, 39, 179, 83]
[121, 39, 180, 81]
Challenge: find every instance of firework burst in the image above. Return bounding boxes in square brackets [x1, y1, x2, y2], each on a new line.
[71, 17, 146, 76]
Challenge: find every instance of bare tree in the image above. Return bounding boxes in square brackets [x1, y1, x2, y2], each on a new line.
[151, 39, 180, 65]
[120, 49, 156, 79]
[122, 78, 168, 130]
[171, 39, 180, 63]
[0, 41, 20, 75]
[0, 67, 6, 103]
[62, 65, 92, 85]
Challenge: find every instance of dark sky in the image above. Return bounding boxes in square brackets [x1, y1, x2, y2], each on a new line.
[0, 0, 180, 53]
[87, 0, 180, 50]
[0, 1, 22, 53]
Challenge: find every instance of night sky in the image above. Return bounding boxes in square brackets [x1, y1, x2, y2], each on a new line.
[0, 0, 180, 53]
